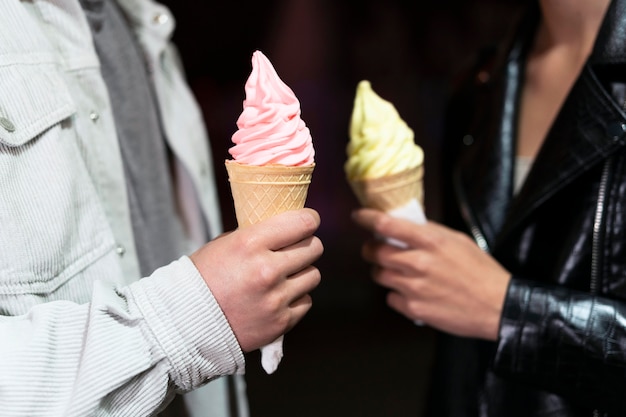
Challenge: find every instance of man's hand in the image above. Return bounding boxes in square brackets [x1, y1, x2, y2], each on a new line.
[190, 208, 323, 352]
[352, 208, 510, 341]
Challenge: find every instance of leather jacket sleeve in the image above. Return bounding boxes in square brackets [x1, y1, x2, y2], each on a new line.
[495, 278, 626, 413]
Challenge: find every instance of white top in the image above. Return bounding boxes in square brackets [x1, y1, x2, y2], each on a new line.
[514, 156, 534, 195]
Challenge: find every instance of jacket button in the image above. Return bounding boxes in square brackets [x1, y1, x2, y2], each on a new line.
[116, 245, 126, 256]
[607, 122, 626, 141]
[476, 71, 490, 84]
[462, 134, 474, 146]
[0, 117, 15, 132]
[153, 12, 169, 25]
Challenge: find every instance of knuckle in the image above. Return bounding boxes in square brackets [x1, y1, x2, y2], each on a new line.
[423, 231, 443, 247]
[374, 214, 392, 234]
[237, 231, 261, 253]
[257, 262, 279, 287]
[412, 252, 432, 274]
[267, 292, 286, 315]
[274, 307, 291, 330]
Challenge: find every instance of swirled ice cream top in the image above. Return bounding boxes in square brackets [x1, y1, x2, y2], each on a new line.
[345, 80, 423, 180]
[229, 51, 314, 166]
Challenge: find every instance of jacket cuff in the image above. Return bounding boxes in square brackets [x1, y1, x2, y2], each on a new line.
[128, 256, 245, 392]
[494, 277, 590, 379]
[494, 278, 538, 373]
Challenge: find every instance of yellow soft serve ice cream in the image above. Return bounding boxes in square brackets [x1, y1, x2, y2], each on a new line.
[345, 80, 423, 180]
[345, 80, 425, 215]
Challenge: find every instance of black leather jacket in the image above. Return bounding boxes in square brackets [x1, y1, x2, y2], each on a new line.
[426, 1, 626, 416]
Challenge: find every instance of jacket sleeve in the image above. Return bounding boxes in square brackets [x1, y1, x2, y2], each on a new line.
[0, 256, 245, 417]
[494, 278, 626, 413]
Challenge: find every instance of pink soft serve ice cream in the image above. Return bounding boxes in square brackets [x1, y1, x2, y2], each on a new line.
[229, 50, 314, 166]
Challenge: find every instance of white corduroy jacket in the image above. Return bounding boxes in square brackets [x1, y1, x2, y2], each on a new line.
[0, 0, 246, 416]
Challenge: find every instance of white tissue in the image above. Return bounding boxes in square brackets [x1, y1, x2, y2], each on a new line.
[260, 335, 283, 374]
[381, 198, 427, 247]
[384, 198, 427, 326]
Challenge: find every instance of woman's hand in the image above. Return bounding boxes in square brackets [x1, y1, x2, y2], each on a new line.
[352, 208, 510, 341]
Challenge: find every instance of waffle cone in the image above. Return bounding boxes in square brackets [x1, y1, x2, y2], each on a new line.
[349, 165, 424, 211]
[225, 160, 315, 227]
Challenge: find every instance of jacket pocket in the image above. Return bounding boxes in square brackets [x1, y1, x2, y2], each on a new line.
[0, 62, 75, 147]
[0, 63, 116, 295]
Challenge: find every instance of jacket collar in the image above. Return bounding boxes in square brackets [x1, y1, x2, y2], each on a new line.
[589, 0, 626, 67]
[456, 0, 626, 250]
[115, 0, 175, 61]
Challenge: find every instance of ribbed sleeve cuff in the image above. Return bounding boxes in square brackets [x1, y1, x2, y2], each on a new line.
[128, 256, 245, 392]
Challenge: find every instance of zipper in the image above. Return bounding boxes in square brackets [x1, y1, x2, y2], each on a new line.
[456, 180, 490, 253]
[456, 151, 614, 417]
[466, 214, 489, 253]
[591, 158, 612, 294]
[590, 158, 612, 417]
[591, 94, 626, 417]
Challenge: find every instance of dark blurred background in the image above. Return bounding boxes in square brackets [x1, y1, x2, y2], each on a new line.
[160, 1, 523, 416]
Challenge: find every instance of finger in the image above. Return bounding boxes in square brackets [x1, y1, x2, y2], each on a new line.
[284, 266, 321, 303]
[353, 208, 435, 249]
[286, 294, 313, 331]
[362, 240, 420, 274]
[274, 235, 324, 277]
[245, 208, 321, 251]
[387, 291, 423, 323]
[372, 266, 417, 295]
[362, 240, 401, 267]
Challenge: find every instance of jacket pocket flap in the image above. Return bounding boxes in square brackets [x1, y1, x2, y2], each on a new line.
[0, 64, 76, 147]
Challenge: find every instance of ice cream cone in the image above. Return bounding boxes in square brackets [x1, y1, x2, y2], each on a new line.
[225, 160, 315, 227]
[227, 51, 316, 374]
[348, 165, 424, 212]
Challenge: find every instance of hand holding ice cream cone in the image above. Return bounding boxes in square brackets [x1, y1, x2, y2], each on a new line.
[226, 50, 316, 374]
[347, 81, 427, 326]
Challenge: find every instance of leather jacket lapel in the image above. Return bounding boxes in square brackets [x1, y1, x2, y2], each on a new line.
[456, 0, 626, 250]
[589, 0, 626, 66]
[497, 65, 626, 246]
